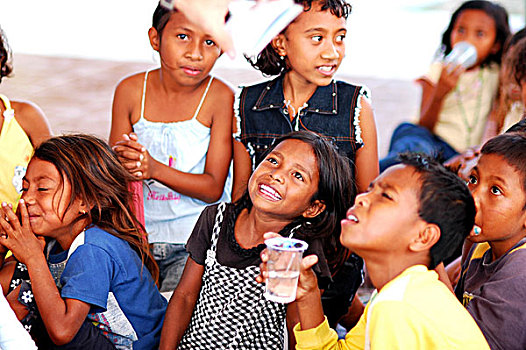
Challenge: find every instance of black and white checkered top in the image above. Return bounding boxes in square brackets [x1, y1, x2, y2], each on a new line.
[179, 202, 286, 349]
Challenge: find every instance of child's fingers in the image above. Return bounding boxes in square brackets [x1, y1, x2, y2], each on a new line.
[113, 140, 146, 153]
[112, 146, 144, 160]
[263, 232, 281, 240]
[2, 203, 22, 234]
[301, 254, 319, 271]
[128, 132, 139, 141]
[18, 199, 31, 230]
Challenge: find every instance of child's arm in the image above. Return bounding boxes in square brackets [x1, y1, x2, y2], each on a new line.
[418, 64, 464, 132]
[14, 100, 52, 147]
[232, 140, 251, 201]
[354, 98, 379, 193]
[114, 84, 234, 203]
[109, 76, 137, 146]
[0, 202, 90, 345]
[160, 257, 204, 350]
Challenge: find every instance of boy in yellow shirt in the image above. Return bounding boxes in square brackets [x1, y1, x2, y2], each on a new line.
[261, 153, 489, 349]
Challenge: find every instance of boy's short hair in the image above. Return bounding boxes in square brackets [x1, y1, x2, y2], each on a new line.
[398, 153, 476, 268]
[481, 133, 526, 207]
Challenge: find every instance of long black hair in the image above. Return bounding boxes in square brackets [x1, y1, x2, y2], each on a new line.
[236, 130, 355, 271]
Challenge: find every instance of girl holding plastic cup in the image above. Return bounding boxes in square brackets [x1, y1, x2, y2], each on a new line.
[160, 131, 354, 349]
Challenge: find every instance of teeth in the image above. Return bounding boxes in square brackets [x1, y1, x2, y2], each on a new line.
[319, 66, 333, 72]
[347, 214, 358, 222]
[260, 184, 282, 200]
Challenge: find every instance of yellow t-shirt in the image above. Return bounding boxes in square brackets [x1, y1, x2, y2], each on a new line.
[294, 265, 489, 350]
[0, 94, 33, 208]
[418, 62, 500, 152]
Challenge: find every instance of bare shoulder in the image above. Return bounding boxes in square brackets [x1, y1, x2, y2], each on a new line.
[209, 77, 235, 100]
[115, 71, 149, 96]
[11, 100, 51, 146]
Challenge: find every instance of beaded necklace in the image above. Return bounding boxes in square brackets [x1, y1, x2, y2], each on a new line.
[454, 68, 484, 147]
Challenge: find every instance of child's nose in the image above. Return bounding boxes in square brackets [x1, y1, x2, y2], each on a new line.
[269, 170, 285, 183]
[321, 42, 340, 60]
[186, 41, 203, 61]
[355, 192, 369, 207]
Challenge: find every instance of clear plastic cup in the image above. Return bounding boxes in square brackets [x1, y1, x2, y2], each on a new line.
[264, 236, 308, 304]
[444, 41, 478, 72]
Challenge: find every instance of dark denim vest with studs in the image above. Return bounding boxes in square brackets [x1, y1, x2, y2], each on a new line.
[235, 74, 367, 179]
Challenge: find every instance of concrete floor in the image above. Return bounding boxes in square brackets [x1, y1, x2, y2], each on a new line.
[0, 54, 420, 157]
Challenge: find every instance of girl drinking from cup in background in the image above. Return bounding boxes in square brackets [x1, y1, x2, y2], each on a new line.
[380, 0, 510, 172]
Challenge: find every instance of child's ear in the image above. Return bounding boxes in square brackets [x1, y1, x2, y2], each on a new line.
[271, 34, 287, 57]
[77, 200, 93, 216]
[409, 224, 440, 253]
[148, 27, 160, 52]
[302, 200, 326, 219]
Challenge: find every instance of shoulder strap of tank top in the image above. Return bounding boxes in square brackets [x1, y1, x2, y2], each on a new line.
[139, 70, 150, 120]
[0, 93, 14, 124]
[192, 76, 214, 120]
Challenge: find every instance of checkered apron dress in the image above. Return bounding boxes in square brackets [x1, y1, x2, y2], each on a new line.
[178, 202, 286, 349]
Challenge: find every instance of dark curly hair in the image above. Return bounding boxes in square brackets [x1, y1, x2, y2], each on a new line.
[441, 0, 510, 66]
[0, 27, 13, 83]
[248, 0, 352, 76]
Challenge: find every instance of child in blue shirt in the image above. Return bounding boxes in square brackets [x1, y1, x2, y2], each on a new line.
[0, 134, 166, 349]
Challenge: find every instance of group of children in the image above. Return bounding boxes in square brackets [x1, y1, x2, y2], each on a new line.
[0, 0, 526, 349]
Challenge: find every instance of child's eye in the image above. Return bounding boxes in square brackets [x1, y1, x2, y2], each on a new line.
[468, 175, 478, 185]
[382, 192, 392, 200]
[311, 35, 322, 42]
[490, 186, 502, 195]
[204, 39, 216, 46]
[266, 157, 278, 165]
[336, 34, 346, 42]
[177, 34, 188, 40]
[21, 187, 28, 192]
[476, 31, 486, 38]
[38, 188, 49, 192]
[293, 172, 304, 181]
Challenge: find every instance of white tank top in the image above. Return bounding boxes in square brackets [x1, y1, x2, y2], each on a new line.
[133, 70, 232, 244]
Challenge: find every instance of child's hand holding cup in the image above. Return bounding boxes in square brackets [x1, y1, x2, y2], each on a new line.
[258, 232, 317, 303]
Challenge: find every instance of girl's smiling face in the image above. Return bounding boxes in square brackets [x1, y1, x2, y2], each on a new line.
[450, 9, 499, 67]
[272, 2, 347, 87]
[467, 154, 526, 245]
[21, 158, 86, 240]
[248, 139, 324, 220]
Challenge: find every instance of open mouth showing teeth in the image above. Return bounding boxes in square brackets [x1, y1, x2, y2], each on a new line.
[318, 66, 334, 72]
[347, 214, 359, 223]
[259, 184, 282, 201]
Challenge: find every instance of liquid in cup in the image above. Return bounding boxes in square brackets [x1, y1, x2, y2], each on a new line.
[264, 237, 308, 303]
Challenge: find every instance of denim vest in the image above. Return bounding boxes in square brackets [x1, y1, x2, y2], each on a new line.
[235, 74, 368, 178]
